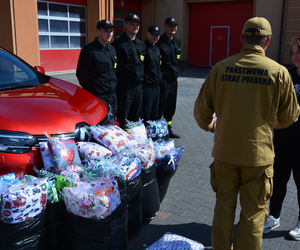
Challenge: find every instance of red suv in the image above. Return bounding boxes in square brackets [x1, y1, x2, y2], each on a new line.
[0, 47, 116, 176]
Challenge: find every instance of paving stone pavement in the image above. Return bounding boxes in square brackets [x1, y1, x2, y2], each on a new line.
[49, 67, 300, 250]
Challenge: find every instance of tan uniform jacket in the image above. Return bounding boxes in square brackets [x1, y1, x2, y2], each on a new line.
[194, 44, 300, 166]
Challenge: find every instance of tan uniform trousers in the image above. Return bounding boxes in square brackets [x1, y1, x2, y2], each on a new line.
[210, 160, 273, 250]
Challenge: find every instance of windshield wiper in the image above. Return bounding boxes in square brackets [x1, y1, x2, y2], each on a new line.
[0, 85, 36, 90]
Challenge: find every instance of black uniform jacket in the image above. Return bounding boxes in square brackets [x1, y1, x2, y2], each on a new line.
[143, 39, 162, 87]
[157, 33, 181, 80]
[111, 32, 146, 84]
[76, 38, 117, 95]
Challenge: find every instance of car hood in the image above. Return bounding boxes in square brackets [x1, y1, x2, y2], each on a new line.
[0, 78, 107, 135]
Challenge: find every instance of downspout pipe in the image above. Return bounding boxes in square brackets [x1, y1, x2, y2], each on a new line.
[279, 0, 288, 65]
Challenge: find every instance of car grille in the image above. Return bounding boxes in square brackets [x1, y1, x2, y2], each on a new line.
[32, 116, 111, 148]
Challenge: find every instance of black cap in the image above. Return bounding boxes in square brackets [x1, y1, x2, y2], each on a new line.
[165, 17, 178, 26]
[147, 24, 161, 35]
[125, 13, 141, 22]
[97, 20, 115, 29]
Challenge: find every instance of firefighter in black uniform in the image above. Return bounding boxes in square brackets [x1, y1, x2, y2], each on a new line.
[76, 20, 118, 116]
[111, 13, 146, 128]
[157, 17, 181, 138]
[141, 24, 162, 122]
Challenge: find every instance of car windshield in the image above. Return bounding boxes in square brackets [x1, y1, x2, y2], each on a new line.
[0, 48, 46, 89]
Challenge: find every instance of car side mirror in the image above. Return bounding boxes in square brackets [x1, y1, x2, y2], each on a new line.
[34, 66, 45, 74]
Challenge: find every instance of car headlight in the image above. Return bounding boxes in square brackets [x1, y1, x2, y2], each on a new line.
[0, 130, 37, 154]
[106, 103, 115, 124]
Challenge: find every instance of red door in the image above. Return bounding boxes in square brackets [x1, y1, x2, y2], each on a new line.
[210, 26, 229, 66]
[188, 1, 253, 67]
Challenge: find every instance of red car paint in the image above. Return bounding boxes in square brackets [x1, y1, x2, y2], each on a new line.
[0, 47, 116, 176]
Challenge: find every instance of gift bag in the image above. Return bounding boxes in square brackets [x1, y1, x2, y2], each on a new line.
[48, 138, 81, 171]
[125, 120, 148, 145]
[98, 151, 141, 181]
[91, 125, 138, 155]
[76, 141, 112, 161]
[63, 177, 121, 219]
[153, 139, 175, 162]
[39, 142, 55, 171]
[0, 173, 21, 205]
[135, 139, 155, 171]
[1, 176, 48, 224]
[146, 118, 169, 141]
[156, 146, 185, 170]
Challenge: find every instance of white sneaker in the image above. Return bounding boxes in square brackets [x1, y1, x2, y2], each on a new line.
[264, 215, 280, 233]
[289, 221, 300, 240]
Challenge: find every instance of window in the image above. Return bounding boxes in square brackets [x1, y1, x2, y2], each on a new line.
[37, 1, 87, 49]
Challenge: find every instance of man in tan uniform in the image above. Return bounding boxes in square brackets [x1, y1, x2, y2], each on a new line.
[194, 17, 300, 250]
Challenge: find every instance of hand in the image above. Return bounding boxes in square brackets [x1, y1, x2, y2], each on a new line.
[209, 116, 217, 133]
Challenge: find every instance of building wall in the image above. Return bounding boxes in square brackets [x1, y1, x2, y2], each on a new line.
[141, 0, 155, 42]
[0, 0, 296, 71]
[0, 0, 40, 67]
[283, 0, 300, 66]
[155, 0, 184, 44]
[254, 0, 284, 61]
[87, 0, 114, 43]
[0, 0, 15, 53]
[87, 0, 102, 44]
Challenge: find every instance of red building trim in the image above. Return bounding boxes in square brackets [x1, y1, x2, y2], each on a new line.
[40, 49, 81, 72]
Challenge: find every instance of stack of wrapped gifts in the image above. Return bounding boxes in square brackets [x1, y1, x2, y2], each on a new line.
[0, 118, 185, 250]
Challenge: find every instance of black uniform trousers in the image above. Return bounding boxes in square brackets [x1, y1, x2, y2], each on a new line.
[117, 82, 143, 128]
[158, 78, 178, 122]
[270, 135, 300, 220]
[97, 92, 117, 118]
[141, 85, 160, 122]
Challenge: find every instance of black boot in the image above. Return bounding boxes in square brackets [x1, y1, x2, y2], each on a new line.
[168, 125, 180, 138]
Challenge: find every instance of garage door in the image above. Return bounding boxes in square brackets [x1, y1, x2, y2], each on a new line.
[188, 1, 254, 67]
[38, 0, 87, 72]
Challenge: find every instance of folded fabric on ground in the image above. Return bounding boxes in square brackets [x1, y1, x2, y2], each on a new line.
[145, 232, 205, 250]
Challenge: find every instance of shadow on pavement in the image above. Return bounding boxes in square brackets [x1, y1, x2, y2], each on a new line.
[179, 67, 211, 79]
[262, 230, 292, 240]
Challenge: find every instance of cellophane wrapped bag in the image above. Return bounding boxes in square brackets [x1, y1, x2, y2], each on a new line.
[63, 176, 121, 219]
[76, 141, 112, 161]
[125, 119, 148, 145]
[47, 137, 82, 171]
[156, 146, 185, 171]
[1, 175, 48, 224]
[134, 138, 155, 171]
[153, 139, 175, 162]
[91, 125, 138, 155]
[146, 118, 169, 140]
